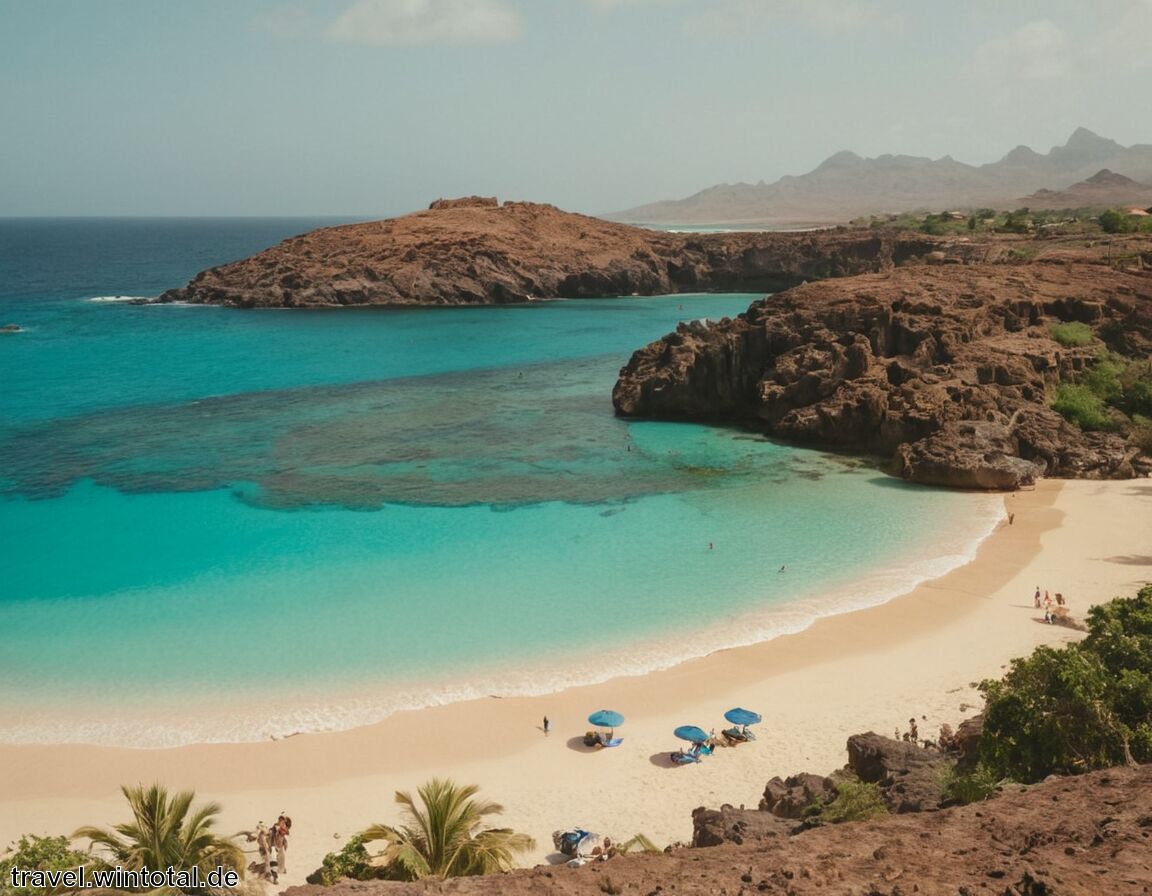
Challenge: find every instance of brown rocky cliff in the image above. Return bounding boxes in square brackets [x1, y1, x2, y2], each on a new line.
[613, 259, 1152, 488]
[157, 200, 943, 307]
[283, 764, 1152, 895]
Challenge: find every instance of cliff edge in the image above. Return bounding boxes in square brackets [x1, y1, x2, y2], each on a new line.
[613, 259, 1152, 488]
[283, 762, 1152, 895]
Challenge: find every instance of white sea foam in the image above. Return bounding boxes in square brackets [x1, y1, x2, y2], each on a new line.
[0, 493, 1004, 749]
[86, 295, 151, 303]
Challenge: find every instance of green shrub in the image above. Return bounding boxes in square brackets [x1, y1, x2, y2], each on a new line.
[1099, 209, 1131, 234]
[1084, 351, 1126, 402]
[1120, 363, 1152, 417]
[940, 763, 1007, 805]
[1129, 418, 1152, 454]
[1051, 383, 1114, 431]
[313, 835, 380, 886]
[978, 585, 1152, 783]
[1049, 322, 1094, 347]
[816, 777, 889, 823]
[0, 835, 95, 896]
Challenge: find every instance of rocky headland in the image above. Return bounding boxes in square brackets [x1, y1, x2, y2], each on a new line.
[156, 197, 942, 307]
[614, 253, 1152, 489]
[156, 196, 1152, 489]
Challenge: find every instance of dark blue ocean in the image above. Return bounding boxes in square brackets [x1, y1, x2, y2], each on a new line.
[0, 218, 1001, 745]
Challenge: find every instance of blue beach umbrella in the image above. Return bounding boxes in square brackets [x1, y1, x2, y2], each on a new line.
[674, 725, 710, 743]
[588, 710, 625, 728]
[724, 708, 762, 726]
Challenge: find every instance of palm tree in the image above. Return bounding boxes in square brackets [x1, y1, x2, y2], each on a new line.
[72, 784, 244, 891]
[362, 778, 535, 880]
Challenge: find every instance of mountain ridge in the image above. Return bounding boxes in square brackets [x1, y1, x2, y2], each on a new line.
[610, 129, 1152, 226]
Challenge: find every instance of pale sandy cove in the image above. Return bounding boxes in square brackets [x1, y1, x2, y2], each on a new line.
[2, 479, 1149, 887]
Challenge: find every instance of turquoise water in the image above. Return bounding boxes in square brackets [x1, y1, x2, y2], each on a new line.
[0, 219, 1002, 746]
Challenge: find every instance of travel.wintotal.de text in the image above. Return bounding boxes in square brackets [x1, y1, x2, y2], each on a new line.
[8, 864, 240, 890]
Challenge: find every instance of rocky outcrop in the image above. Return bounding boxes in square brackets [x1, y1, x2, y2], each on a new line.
[846, 732, 953, 814]
[759, 772, 839, 819]
[690, 804, 794, 847]
[157, 199, 946, 307]
[287, 764, 1152, 895]
[614, 260, 1152, 488]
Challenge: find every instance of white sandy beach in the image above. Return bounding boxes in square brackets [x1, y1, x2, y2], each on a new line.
[1, 478, 1149, 886]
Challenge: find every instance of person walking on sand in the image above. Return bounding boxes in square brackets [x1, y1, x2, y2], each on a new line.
[1034, 587, 1041, 608]
[273, 818, 288, 875]
[543, 716, 551, 735]
[256, 821, 270, 877]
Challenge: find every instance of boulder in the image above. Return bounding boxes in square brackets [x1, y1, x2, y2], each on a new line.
[760, 773, 837, 818]
[846, 732, 954, 813]
[691, 804, 793, 848]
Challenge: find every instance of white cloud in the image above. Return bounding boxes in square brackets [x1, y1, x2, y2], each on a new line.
[1087, 0, 1152, 72]
[328, 0, 524, 46]
[970, 19, 1071, 81]
[579, 0, 897, 31]
[680, 0, 897, 36]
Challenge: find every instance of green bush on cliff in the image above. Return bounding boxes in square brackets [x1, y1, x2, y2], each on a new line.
[312, 834, 381, 885]
[1051, 351, 1152, 434]
[939, 763, 1006, 806]
[1049, 322, 1094, 347]
[978, 585, 1152, 782]
[814, 777, 888, 823]
[1051, 383, 1115, 431]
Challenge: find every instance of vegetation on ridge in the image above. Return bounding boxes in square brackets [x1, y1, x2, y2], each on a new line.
[857, 205, 1152, 236]
[808, 776, 888, 824]
[1051, 349, 1152, 438]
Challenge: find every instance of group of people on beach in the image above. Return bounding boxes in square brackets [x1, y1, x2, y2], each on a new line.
[251, 814, 292, 882]
[1033, 586, 1066, 624]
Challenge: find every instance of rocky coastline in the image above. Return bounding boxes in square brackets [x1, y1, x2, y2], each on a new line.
[156, 197, 1152, 489]
[613, 256, 1152, 489]
[156, 197, 943, 307]
[284, 731, 1152, 895]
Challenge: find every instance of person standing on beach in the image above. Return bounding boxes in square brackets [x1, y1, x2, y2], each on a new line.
[543, 716, 551, 735]
[1034, 587, 1041, 608]
[256, 821, 270, 877]
[274, 817, 289, 875]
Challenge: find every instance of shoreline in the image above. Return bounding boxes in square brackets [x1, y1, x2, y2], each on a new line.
[2, 479, 1150, 884]
[0, 466, 1004, 750]
[0, 481, 1004, 746]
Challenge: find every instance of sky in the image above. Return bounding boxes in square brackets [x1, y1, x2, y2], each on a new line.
[1, 0, 1150, 217]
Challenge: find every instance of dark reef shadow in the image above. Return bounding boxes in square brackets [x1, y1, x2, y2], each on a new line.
[1102, 554, 1152, 566]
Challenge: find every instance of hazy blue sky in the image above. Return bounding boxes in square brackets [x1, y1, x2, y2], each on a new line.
[2, 0, 1149, 217]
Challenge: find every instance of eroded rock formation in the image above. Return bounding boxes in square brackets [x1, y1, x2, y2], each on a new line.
[614, 260, 1152, 488]
[157, 199, 944, 307]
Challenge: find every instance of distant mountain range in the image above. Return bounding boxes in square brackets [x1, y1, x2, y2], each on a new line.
[609, 128, 1152, 226]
